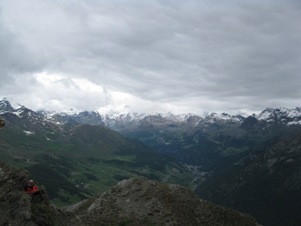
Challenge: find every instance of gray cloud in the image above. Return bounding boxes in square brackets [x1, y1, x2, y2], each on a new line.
[0, 0, 301, 114]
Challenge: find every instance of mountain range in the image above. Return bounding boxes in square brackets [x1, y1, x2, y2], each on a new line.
[2, 98, 301, 130]
[1, 98, 301, 226]
[0, 99, 193, 206]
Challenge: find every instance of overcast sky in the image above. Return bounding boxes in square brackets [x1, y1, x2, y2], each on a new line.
[0, 0, 300, 115]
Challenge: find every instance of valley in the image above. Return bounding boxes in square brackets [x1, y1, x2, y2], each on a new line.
[1, 98, 301, 225]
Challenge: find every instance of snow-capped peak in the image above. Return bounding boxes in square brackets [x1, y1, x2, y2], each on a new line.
[0, 98, 32, 118]
[256, 107, 301, 125]
[203, 112, 244, 123]
[1, 98, 301, 127]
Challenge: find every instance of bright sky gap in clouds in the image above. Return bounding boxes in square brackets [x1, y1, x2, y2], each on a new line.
[0, 0, 300, 115]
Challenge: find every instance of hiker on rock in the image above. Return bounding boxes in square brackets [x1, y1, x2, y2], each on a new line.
[25, 179, 40, 197]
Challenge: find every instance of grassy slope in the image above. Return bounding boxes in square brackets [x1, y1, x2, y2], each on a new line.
[0, 124, 193, 206]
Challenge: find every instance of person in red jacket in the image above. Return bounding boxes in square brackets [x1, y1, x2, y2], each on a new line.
[26, 180, 39, 197]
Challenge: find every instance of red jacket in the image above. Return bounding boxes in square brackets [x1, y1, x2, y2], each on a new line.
[26, 185, 39, 194]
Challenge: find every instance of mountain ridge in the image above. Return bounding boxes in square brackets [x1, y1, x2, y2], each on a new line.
[2, 98, 301, 130]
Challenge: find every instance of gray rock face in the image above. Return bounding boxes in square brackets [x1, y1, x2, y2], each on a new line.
[0, 161, 80, 226]
[68, 177, 261, 226]
[0, 162, 32, 226]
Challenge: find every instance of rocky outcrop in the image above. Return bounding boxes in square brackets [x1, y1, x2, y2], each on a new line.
[67, 177, 261, 226]
[0, 161, 80, 226]
[240, 116, 258, 130]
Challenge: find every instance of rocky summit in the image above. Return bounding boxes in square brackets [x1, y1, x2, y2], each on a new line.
[0, 160, 261, 226]
[66, 177, 261, 226]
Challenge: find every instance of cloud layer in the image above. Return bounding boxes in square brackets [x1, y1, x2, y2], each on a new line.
[1, 0, 301, 114]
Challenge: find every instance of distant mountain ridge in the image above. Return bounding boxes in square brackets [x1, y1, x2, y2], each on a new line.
[2, 98, 301, 131]
[257, 107, 301, 125]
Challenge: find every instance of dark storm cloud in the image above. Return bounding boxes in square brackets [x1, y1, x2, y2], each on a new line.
[0, 0, 300, 113]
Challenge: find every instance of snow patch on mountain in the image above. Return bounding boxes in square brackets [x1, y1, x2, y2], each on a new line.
[288, 121, 301, 125]
[203, 113, 244, 124]
[256, 107, 301, 125]
[23, 130, 35, 135]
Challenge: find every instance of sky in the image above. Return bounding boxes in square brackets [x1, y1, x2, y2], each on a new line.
[0, 0, 301, 115]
